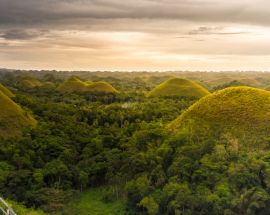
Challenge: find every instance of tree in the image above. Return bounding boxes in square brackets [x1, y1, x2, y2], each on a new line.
[139, 196, 159, 215]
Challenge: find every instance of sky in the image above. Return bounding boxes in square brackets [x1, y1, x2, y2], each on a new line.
[1, 0, 270, 71]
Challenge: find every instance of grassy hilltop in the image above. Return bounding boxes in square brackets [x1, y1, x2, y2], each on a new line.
[58, 76, 118, 94]
[170, 86, 270, 150]
[0, 90, 36, 138]
[148, 78, 209, 98]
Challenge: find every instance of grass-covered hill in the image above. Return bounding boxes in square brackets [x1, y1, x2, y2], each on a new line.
[0, 84, 14, 98]
[57, 76, 86, 92]
[0, 91, 36, 138]
[58, 77, 118, 94]
[148, 78, 209, 98]
[169, 87, 270, 150]
[85, 81, 118, 94]
[16, 76, 43, 88]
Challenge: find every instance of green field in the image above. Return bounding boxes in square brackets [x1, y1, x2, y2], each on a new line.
[64, 188, 127, 215]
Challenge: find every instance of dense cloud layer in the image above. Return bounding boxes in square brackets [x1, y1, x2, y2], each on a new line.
[1, 0, 270, 27]
[1, 0, 270, 70]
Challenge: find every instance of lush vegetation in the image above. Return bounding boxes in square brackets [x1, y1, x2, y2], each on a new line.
[148, 78, 209, 99]
[1, 70, 270, 214]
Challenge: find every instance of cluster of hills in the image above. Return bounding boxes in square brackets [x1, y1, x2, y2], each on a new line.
[0, 76, 119, 139]
[14, 75, 119, 94]
[16, 76, 56, 89]
[146, 77, 270, 150]
[2, 75, 270, 143]
[57, 76, 118, 94]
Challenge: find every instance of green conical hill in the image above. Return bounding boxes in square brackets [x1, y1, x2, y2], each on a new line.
[148, 78, 209, 98]
[169, 87, 270, 150]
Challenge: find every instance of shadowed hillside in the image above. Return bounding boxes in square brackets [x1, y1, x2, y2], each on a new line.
[148, 78, 209, 98]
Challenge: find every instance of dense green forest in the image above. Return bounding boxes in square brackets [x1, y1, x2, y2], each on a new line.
[1, 70, 270, 214]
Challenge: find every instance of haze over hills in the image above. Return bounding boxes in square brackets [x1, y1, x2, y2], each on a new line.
[170, 86, 270, 150]
[148, 78, 209, 98]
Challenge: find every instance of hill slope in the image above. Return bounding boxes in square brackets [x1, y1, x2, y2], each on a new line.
[16, 76, 43, 88]
[0, 91, 36, 138]
[169, 87, 270, 150]
[148, 78, 209, 98]
[0, 84, 15, 97]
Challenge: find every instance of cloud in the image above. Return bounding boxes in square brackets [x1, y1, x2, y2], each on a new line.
[0, 0, 270, 28]
[0, 29, 45, 40]
[1, 0, 270, 70]
[188, 26, 249, 35]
